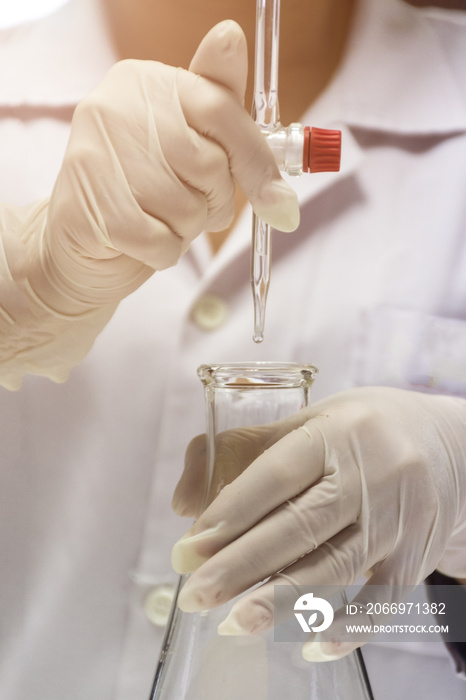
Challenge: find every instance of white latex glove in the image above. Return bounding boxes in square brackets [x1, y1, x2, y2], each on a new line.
[0, 20, 299, 390]
[171, 386, 466, 660]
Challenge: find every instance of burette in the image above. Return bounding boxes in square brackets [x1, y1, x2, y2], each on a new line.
[251, 0, 341, 342]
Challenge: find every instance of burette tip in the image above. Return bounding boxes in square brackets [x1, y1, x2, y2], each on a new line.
[252, 333, 264, 344]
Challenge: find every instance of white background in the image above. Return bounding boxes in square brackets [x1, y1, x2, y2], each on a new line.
[0, 0, 69, 29]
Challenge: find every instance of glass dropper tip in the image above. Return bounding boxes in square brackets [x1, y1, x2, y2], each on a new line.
[252, 291, 266, 342]
[252, 275, 268, 343]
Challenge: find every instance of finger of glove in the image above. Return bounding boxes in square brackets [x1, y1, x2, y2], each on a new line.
[172, 413, 309, 518]
[99, 60, 237, 238]
[172, 434, 208, 518]
[302, 569, 420, 662]
[172, 428, 266, 520]
[174, 460, 361, 611]
[146, 21, 263, 235]
[217, 525, 365, 636]
[188, 20, 299, 232]
[52, 163, 191, 273]
[180, 523, 366, 618]
[189, 20, 248, 104]
[152, 20, 250, 235]
[172, 421, 325, 571]
[63, 69, 211, 267]
[172, 412, 362, 571]
[176, 70, 299, 232]
[179, 21, 249, 231]
[151, 75, 237, 234]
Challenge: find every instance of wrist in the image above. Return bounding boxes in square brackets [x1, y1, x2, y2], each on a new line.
[30, 211, 152, 314]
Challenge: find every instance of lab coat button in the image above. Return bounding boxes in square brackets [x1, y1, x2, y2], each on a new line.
[191, 294, 228, 331]
[144, 585, 175, 627]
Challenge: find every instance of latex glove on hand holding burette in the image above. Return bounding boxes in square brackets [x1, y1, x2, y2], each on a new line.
[0, 21, 298, 389]
[172, 387, 466, 662]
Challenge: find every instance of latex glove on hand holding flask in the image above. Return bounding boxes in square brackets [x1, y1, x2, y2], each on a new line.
[0, 21, 299, 389]
[172, 386, 466, 661]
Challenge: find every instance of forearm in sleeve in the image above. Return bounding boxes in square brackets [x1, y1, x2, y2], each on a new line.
[0, 201, 117, 390]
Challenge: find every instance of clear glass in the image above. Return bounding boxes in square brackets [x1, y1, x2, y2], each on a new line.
[267, 123, 305, 176]
[251, 0, 281, 344]
[251, 1, 305, 342]
[149, 363, 373, 700]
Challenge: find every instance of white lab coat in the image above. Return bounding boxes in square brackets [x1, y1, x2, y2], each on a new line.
[1, 0, 466, 698]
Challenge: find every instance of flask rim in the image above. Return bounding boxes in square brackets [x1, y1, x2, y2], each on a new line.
[197, 362, 318, 388]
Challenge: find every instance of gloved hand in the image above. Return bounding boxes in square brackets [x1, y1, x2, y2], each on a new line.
[0, 20, 299, 390]
[171, 386, 466, 660]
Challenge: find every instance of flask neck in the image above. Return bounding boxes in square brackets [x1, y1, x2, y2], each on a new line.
[198, 362, 318, 510]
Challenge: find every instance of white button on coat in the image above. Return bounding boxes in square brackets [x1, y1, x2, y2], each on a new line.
[190, 294, 228, 331]
[144, 585, 176, 627]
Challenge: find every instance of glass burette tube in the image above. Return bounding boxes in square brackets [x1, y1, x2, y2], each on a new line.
[251, 0, 281, 343]
[251, 0, 341, 343]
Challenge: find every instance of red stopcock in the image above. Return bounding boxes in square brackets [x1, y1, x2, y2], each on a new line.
[265, 124, 341, 177]
[303, 126, 342, 173]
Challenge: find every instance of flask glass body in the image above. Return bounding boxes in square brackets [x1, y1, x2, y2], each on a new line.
[150, 362, 373, 700]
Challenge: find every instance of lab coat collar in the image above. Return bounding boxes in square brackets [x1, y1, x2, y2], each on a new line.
[0, 0, 117, 106]
[306, 0, 466, 136]
[196, 0, 466, 284]
[274, 0, 466, 221]
[1, 0, 463, 131]
[293, 0, 466, 210]
[1, 0, 463, 124]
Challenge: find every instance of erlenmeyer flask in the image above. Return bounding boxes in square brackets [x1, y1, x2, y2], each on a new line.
[149, 362, 373, 700]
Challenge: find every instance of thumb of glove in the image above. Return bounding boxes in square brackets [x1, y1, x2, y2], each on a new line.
[189, 21, 248, 103]
[189, 20, 299, 234]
